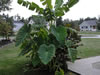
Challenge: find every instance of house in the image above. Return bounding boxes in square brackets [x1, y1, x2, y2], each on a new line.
[13, 21, 24, 32]
[80, 20, 97, 31]
[28, 19, 35, 25]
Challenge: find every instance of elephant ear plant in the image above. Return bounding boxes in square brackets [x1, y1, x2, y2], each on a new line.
[16, 0, 80, 74]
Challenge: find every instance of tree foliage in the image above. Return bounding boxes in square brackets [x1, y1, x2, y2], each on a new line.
[0, 16, 12, 39]
[0, 0, 12, 12]
[16, 0, 80, 74]
[97, 22, 100, 30]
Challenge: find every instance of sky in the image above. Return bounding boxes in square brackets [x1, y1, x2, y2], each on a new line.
[1, 0, 100, 20]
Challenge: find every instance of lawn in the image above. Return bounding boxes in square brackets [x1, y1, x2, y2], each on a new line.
[78, 38, 100, 58]
[0, 43, 28, 75]
[0, 39, 100, 75]
[0, 43, 78, 75]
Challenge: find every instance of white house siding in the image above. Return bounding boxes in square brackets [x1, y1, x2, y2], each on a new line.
[80, 20, 97, 31]
[80, 25, 97, 31]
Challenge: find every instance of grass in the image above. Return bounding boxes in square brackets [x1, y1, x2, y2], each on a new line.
[79, 31, 100, 34]
[78, 38, 100, 58]
[0, 43, 77, 75]
[0, 43, 28, 75]
[0, 38, 100, 75]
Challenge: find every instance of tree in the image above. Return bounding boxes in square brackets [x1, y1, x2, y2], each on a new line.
[0, 16, 12, 40]
[97, 22, 100, 30]
[1, 14, 14, 35]
[0, 0, 12, 12]
[63, 19, 80, 31]
[85, 17, 97, 21]
[16, 0, 80, 74]
[78, 18, 84, 25]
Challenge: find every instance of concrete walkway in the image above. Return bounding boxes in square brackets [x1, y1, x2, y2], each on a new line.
[67, 56, 100, 75]
[81, 35, 100, 38]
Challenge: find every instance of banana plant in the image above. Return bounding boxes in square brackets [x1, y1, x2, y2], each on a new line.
[16, 0, 80, 74]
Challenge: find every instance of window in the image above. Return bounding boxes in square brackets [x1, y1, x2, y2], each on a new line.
[81, 27, 83, 29]
[86, 26, 88, 28]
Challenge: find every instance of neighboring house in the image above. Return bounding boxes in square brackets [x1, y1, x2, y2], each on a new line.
[13, 21, 24, 32]
[80, 20, 97, 31]
[28, 19, 35, 25]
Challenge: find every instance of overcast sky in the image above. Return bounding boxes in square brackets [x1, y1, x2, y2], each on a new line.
[2, 0, 100, 20]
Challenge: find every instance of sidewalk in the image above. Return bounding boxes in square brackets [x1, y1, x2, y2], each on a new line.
[81, 35, 100, 38]
[67, 56, 100, 75]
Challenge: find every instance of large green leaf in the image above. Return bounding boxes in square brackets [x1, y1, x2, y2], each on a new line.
[65, 40, 74, 48]
[43, 8, 55, 21]
[55, 0, 63, 10]
[51, 26, 67, 44]
[18, 0, 23, 4]
[55, 69, 64, 75]
[54, 0, 64, 17]
[17, 0, 43, 14]
[68, 48, 77, 62]
[55, 8, 64, 16]
[68, 0, 79, 8]
[38, 44, 56, 65]
[32, 54, 41, 67]
[40, 0, 53, 9]
[19, 40, 32, 56]
[16, 24, 30, 46]
[54, 0, 79, 17]
[62, 4, 69, 12]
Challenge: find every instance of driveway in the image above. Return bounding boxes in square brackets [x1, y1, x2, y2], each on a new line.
[67, 56, 100, 75]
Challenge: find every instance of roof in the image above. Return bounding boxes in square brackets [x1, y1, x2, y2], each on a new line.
[13, 21, 24, 32]
[13, 21, 24, 24]
[80, 20, 97, 26]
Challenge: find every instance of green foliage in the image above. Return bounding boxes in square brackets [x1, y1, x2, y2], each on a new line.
[65, 40, 74, 48]
[16, 24, 31, 46]
[68, 0, 79, 8]
[32, 54, 41, 67]
[51, 26, 67, 44]
[40, 0, 53, 9]
[18, 0, 23, 4]
[68, 48, 77, 62]
[97, 22, 100, 30]
[55, 0, 63, 10]
[55, 69, 64, 75]
[38, 44, 55, 64]
[16, 0, 80, 74]
[29, 15, 46, 25]
[56, 17, 64, 26]
[0, 0, 12, 12]
[18, 0, 43, 14]
[19, 40, 32, 56]
[0, 16, 12, 39]
[18, 0, 79, 17]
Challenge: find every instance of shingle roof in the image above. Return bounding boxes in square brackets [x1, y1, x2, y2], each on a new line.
[80, 20, 97, 26]
[13, 21, 24, 31]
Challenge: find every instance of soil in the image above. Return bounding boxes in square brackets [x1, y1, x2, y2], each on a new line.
[24, 70, 54, 75]
[24, 69, 80, 75]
